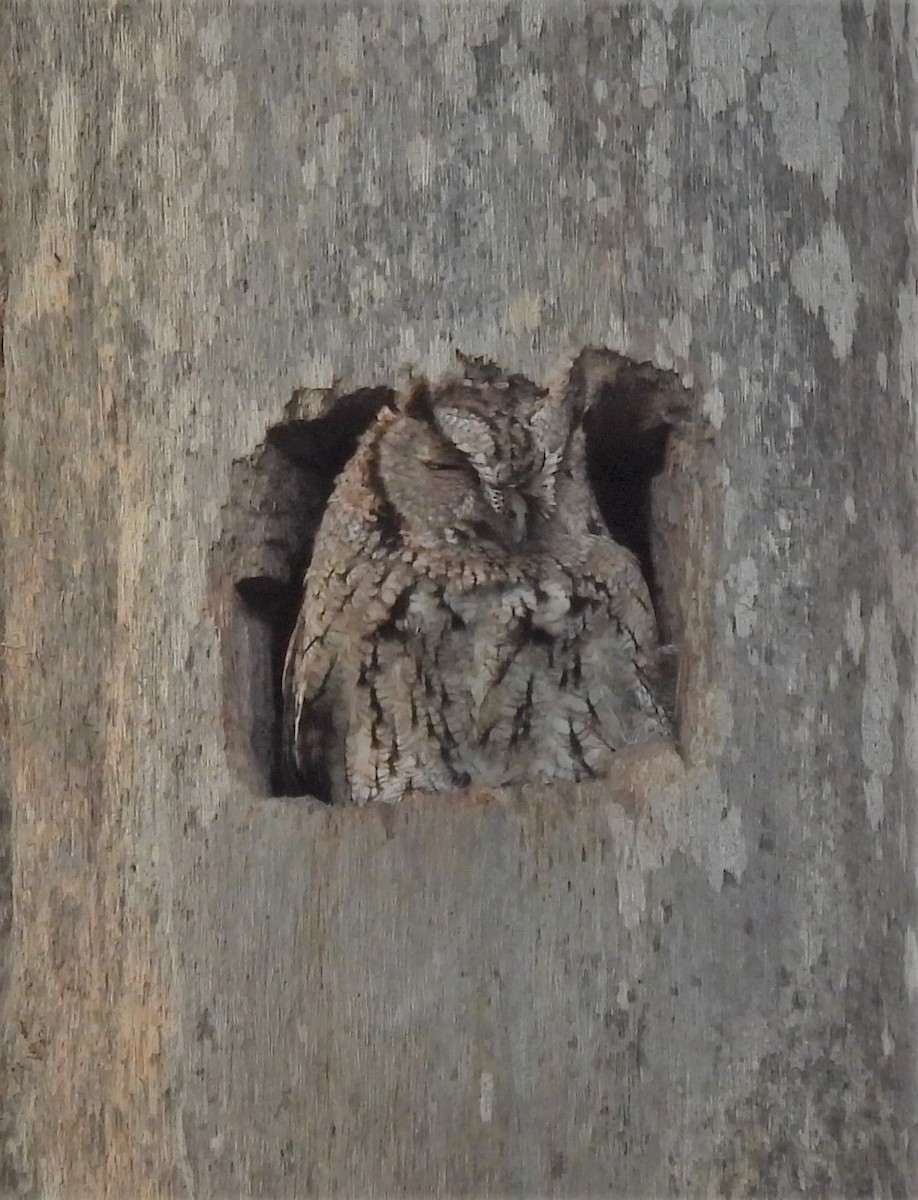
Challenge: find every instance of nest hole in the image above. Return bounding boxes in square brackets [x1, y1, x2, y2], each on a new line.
[212, 353, 698, 799]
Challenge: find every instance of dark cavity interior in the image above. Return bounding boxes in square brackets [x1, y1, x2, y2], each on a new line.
[582, 361, 685, 615]
[214, 354, 692, 799]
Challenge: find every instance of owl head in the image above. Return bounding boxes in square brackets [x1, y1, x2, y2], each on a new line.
[369, 369, 569, 553]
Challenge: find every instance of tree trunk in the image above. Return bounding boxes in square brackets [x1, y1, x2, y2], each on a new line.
[2, 2, 915, 1195]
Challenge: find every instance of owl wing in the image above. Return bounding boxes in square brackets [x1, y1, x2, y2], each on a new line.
[581, 535, 674, 735]
[539, 533, 675, 742]
[281, 594, 339, 801]
[281, 467, 409, 801]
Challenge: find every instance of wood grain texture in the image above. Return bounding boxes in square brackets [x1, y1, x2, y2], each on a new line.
[2, 2, 916, 1195]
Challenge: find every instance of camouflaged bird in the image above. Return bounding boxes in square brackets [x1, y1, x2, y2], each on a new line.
[282, 351, 673, 804]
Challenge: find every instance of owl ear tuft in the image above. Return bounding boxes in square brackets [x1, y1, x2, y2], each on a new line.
[401, 378, 434, 421]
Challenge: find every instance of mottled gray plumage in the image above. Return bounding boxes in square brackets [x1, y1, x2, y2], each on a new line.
[283, 352, 673, 805]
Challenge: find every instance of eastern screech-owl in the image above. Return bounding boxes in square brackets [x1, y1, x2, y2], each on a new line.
[282, 351, 673, 805]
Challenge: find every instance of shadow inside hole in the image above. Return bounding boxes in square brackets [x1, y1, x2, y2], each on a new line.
[581, 362, 689, 641]
[235, 576, 304, 796]
[265, 386, 397, 478]
[220, 354, 693, 801]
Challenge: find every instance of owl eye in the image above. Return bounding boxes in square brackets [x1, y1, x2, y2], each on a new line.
[426, 461, 465, 472]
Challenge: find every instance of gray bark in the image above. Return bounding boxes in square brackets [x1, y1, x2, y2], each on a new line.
[2, 2, 915, 1195]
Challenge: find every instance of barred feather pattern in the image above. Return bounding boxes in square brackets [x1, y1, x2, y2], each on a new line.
[283, 356, 673, 805]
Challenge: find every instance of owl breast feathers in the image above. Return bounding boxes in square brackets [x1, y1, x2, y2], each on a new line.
[282, 354, 673, 805]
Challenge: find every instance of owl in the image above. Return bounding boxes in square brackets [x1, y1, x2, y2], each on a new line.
[282, 352, 673, 805]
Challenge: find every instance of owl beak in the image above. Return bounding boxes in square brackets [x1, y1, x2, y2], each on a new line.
[504, 491, 528, 543]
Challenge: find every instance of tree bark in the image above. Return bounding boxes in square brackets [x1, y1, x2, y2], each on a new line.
[2, 2, 915, 1195]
